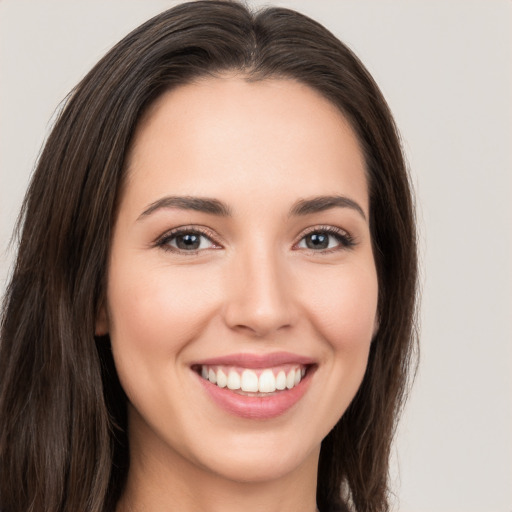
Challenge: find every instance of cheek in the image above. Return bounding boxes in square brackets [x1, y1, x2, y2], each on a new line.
[106, 261, 222, 374]
[112, 258, 218, 329]
[291, 260, 378, 434]
[105, 261, 226, 432]
[300, 262, 378, 354]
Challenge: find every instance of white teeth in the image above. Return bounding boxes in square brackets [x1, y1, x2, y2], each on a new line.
[241, 369, 259, 392]
[227, 370, 241, 390]
[275, 370, 286, 390]
[200, 365, 307, 393]
[259, 369, 276, 393]
[286, 369, 295, 389]
[217, 369, 227, 388]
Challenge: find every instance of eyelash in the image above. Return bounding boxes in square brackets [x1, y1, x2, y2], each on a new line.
[155, 225, 356, 255]
[297, 225, 356, 253]
[155, 226, 220, 254]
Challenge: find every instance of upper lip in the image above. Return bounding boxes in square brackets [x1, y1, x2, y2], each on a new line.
[192, 351, 316, 369]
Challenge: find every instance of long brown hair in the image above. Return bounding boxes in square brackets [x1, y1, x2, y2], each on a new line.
[0, 2, 418, 511]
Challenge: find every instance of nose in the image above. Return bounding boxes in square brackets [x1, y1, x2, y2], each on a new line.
[222, 245, 297, 338]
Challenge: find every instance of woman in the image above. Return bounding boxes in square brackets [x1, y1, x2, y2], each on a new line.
[0, 2, 418, 511]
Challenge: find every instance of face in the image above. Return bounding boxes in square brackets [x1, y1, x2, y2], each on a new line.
[98, 77, 378, 485]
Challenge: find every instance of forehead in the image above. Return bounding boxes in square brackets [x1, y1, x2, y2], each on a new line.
[122, 76, 368, 218]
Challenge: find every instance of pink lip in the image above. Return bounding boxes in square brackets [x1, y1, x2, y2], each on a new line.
[192, 352, 316, 420]
[193, 351, 316, 369]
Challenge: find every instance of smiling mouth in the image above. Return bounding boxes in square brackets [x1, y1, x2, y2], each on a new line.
[191, 353, 317, 418]
[192, 364, 313, 396]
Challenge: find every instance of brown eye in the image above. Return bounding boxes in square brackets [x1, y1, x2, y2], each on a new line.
[174, 233, 202, 250]
[158, 229, 218, 253]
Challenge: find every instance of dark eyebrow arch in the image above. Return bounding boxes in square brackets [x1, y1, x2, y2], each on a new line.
[138, 196, 233, 219]
[138, 194, 366, 221]
[289, 195, 367, 220]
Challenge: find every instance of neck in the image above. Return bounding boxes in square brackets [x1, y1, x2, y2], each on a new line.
[119, 473, 319, 512]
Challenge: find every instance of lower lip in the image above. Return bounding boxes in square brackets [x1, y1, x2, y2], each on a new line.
[195, 369, 313, 419]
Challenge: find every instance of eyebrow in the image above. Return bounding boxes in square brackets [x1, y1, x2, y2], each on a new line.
[139, 196, 232, 218]
[289, 195, 366, 220]
[138, 194, 366, 221]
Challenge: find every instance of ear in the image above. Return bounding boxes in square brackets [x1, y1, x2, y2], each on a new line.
[95, 304, 109, 336]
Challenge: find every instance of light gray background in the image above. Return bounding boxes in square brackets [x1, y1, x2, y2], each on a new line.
[1, 1, 510, 511]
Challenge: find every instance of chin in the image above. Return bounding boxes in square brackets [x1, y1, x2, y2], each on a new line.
[194, 439, 320, 484]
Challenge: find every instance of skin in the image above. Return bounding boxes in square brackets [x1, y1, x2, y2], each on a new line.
[97, 76, 378, 512]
